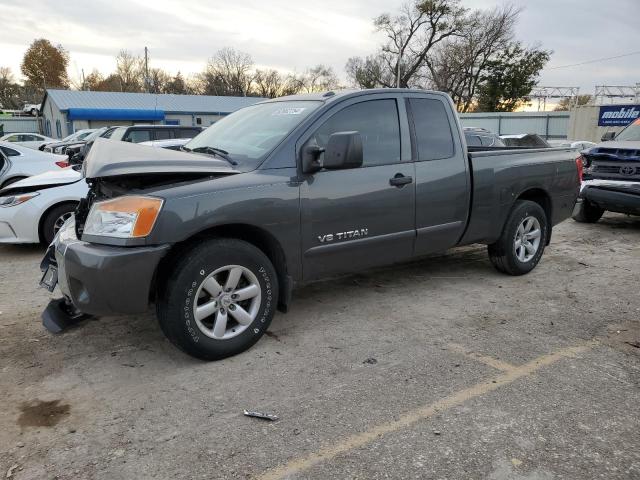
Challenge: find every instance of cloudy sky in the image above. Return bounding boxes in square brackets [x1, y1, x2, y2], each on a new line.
[0, 0, 639, 94]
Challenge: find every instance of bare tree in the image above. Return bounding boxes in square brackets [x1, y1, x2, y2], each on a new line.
[374, 0, 467, 88]
[253, 69, 287, 98]
[345, 55, 392, 88]
[200, 48, 254, 96]
[148, 68, 171, 93]
[0, 67, 21, 108]
[115, 50, 144, 92]
[297, 65, 340, 93]
[554, 94, 592, 111]
[425, 4, 520, 111]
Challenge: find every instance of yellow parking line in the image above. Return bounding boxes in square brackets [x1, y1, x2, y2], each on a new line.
[257, 340, 598, 480]
[446, 343, 517, 372]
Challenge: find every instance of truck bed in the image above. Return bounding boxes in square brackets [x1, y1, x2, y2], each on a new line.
[460, 147, 580, 245]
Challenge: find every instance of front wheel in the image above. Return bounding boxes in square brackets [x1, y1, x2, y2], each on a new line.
[488, 200, 548, 276]
[572, 199, 604, 223]
[41, 203, 77, 245]
[157, 238, 278, 360]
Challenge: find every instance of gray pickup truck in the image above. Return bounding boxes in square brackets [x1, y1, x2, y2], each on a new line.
[40, 89, 580, 360]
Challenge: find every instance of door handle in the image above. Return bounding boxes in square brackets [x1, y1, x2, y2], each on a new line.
[389, 174, 413, 187]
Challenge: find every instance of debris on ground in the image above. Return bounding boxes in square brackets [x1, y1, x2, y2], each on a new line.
[6, 464, 19, 478]
[363, 357, 378, 365]
[243, 410, 279, 421]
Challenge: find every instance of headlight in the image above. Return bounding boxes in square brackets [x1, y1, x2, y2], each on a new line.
[83, 196, 163, 238]
[0, 192, 40, 207]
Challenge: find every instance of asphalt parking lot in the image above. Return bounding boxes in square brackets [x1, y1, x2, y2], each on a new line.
[1, 214, 639, 480]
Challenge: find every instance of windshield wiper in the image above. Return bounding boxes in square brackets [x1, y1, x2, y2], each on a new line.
[187, 146, 238, 165]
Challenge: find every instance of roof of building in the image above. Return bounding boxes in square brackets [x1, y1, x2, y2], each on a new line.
[43, 89, 265, 115]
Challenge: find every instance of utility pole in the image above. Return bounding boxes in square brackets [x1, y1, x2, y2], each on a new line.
[396, 49, 403, 88]
[81, 68, 86, 90]
[144, 46, 149, 93]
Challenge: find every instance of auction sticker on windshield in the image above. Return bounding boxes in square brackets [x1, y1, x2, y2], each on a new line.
[271, 107, 306, 115]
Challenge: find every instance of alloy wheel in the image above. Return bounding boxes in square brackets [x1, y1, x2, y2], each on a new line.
[193, 265, 261, 340]
[513, 216, 541, 262]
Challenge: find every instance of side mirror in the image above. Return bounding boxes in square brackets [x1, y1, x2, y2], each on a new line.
[324, 131, 363, 170]
[301, 131, 363, 173]
[600, 131, 616, 142]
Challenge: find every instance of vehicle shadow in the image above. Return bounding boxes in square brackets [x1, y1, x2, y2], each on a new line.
[46, 245, 493, 366]
[0, 243, 46, 257]
[598, 213, 640, 231]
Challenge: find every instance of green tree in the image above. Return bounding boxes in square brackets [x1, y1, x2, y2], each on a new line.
[20, 38, 69, 92]
[475, 43, 550, 112]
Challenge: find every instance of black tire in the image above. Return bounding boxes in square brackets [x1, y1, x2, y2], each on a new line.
[488, 200, 548, 276]
[157, 238, 278, 360]
[41, 203, 77, 245]
[1, 177, 26, 189]
[572, 199, 604, 223]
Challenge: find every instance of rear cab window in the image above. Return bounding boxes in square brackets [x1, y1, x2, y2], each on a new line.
[407, 98, 454, 160]
[125, 129, 152, 143]
[154, 129, 172, 140]
[176, 128, 201, 139]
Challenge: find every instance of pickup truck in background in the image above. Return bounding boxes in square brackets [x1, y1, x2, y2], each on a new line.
[40, 89, 581, 360]
[573, 118, 640, 223]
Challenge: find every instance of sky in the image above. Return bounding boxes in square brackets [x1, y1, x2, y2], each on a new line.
[0, 0, 639, 96]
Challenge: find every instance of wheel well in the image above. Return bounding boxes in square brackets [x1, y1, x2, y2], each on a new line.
[38, 201, 79, 243]
[155, 224, 291, 312]
[517, 188, 552, 244]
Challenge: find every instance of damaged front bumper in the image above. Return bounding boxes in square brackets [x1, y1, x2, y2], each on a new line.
[40, 217, 170, 331]
[579, 179, 640, 216]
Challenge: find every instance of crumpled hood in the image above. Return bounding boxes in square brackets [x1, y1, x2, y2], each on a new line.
[83, 138, 237, 179]
[585, 141, 640, 161]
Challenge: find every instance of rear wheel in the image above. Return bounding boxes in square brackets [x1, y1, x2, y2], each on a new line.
[572, 199, 604, 223]
[157, 238, 278, 360]
[488, 200, 548, 276]
[41, 203, 77, 245]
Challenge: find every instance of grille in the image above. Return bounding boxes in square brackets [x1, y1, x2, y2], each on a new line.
[593, 165, 624, 174]
[590, 162, 640, 180]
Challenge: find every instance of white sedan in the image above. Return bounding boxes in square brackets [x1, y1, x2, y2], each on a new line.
[0, 142, 69, 188]
[0, 139, 193, 244]
[0, 168, 86, 244]
[0, 132, 56, 149]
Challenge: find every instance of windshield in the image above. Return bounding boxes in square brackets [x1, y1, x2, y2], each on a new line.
[185, 100, 322, 167]
[61, 132, 80, 142]
[84, 127, 109, 142]
[615, 118, 640, 141]
[77, 130, 94, 140]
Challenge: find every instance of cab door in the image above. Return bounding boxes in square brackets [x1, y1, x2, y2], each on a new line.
[406, 95, 471, 255]
[299, 94, 415, 281]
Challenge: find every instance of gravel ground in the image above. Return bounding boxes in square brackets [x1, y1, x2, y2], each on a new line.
[0, 213, 639, 480]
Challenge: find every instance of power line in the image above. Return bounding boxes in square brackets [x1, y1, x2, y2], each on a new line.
[546, 50, 640, 70]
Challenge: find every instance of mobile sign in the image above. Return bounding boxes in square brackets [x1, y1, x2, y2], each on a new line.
[598, 104, 640, 127]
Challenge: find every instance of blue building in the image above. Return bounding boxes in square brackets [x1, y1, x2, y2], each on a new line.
[40, 89, 264, 139]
